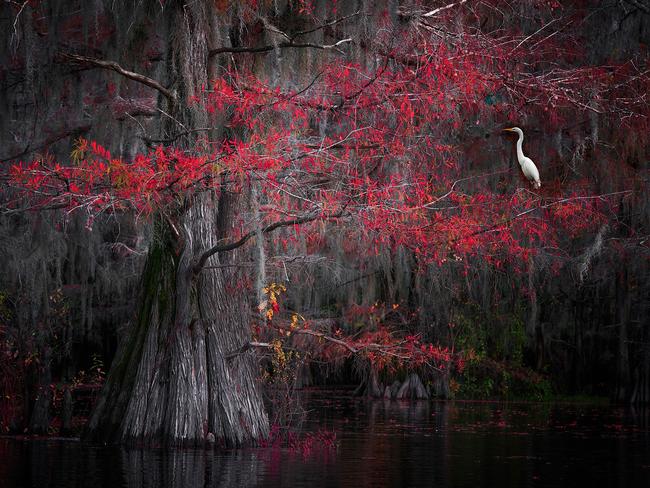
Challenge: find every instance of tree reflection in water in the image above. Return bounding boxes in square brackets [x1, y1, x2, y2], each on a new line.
[2, 396, 649, 487]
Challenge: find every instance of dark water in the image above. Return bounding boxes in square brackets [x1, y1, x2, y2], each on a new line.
[2, 394, 649, 487]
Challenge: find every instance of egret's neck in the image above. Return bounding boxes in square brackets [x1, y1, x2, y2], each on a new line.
[515, 133, 525, 163]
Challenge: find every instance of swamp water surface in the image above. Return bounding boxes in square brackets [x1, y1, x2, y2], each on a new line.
[1, 393, 649, 487]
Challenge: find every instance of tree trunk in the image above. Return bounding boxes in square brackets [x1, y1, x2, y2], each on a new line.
[396, 373, 429, 400]
[28, 346, 52, 435]
[83, 2, 269, 445]
[616, 270, 632, 402]
[60, 388, 73, 436]
[86, 197, 268, 446]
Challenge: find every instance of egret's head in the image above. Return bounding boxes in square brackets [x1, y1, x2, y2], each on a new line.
[502, 127, 524, 136]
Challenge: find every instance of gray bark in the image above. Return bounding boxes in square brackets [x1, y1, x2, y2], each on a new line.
[86, 203, 268, 445]
[396, 373, 429, 400]
[84, 1, 269, 446]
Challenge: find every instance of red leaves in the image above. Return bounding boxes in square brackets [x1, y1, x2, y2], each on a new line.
[89, 140, 110, 160]
[8, 138, 220, 217]
[6, 5, 635, 271]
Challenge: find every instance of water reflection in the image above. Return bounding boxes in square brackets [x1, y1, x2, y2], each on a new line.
[2, 442, 268, 488]
[2, 396, 649, 487]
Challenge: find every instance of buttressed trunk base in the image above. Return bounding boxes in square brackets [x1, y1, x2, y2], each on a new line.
[86, 203, 268, 446]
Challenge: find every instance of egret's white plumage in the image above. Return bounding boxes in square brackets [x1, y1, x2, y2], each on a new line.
[503, 127, 541, 189]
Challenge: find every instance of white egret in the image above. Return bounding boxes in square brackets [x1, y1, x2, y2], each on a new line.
[503, 127, 541, 189]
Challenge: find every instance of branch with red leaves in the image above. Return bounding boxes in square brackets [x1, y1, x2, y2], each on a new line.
[6, 2, 648, 276]
[230, 320, 455, 373]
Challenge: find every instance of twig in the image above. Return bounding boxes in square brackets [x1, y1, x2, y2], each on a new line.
[454, 190, 635, 243]
[1, 124, 92, 162]
[11, 1, 29, 48]
[291, 10, 361, 37]
[624, 0, 650, 14]
[141, 128, 217, 145]
[423, 0, 469, 17]
[226, 341, 273, 360]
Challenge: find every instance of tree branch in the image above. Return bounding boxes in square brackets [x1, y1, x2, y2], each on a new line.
[227, 322, 444, 371]
[140, 127, 217, 146]
[210, 10, 359, 58]
[291, 10, 361, 37]
[62, 53, 177, 103]
[209, 38, 352, 57]
[624, 0, 650, 14]
[398, 0, 469, 18]
[226, 341, 273, 360]
[193, 210, 343, 274]
[1, 123, 91, 162]
[422, 0, 469, 17]
[452, 190, 636, 243]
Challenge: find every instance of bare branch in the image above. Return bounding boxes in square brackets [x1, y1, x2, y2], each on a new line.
[422, 0, 469, 17]
[226, 341, 273, 360]
[509, 19, 560, 55]
[624, 0, 650, 14]
[398, 0, 469, 18]
[291, 10, 361, 37]
[279, 326, 359, 353]
[1, 123, 92, 163]
[193, 210, 343, 274]
[141, 128, 217, 145]
[209, 38, 352, 57]
[11, 1, 29, 49]
[62, 53, 177, 103]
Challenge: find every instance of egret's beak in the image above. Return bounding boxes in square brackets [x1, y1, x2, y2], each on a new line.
[502, 128, 515, 132]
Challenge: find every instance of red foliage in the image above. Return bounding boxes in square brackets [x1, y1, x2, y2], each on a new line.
[260, 423, 336, 460]
[4, 1, 649, 375]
